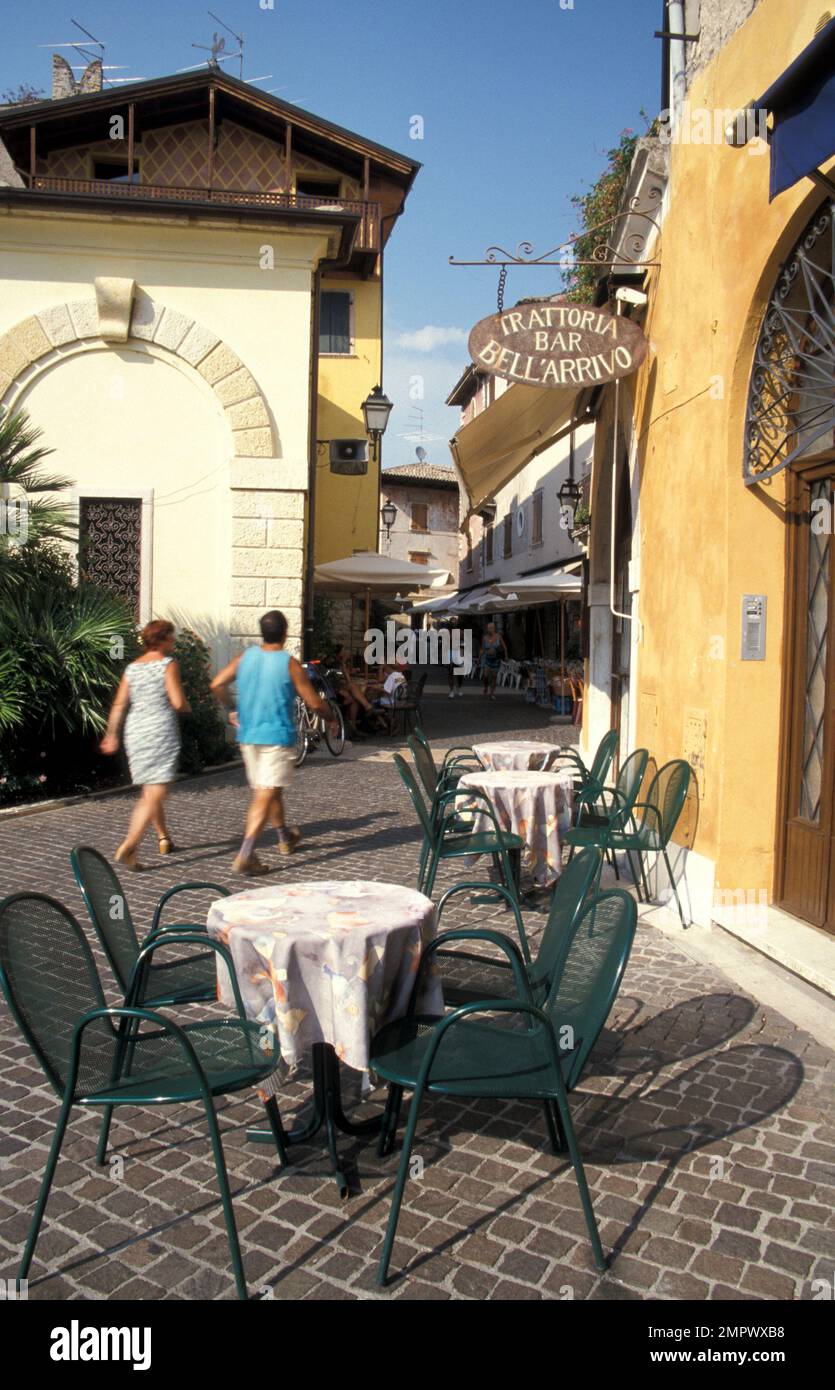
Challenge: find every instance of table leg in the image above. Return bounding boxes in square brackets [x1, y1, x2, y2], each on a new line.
[246, 1043, 381, 1198]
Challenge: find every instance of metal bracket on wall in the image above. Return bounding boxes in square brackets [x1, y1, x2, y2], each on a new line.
[450, 208, 661, 312]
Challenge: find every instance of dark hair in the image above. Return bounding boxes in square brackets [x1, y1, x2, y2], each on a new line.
[142, 619, 175, 650]
[260, 610, 288, 644]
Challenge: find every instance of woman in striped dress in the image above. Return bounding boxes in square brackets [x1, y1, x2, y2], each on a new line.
[100, 619, 191, 870]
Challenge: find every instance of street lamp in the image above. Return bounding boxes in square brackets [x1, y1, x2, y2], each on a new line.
[380, 499, 397, 544]
[557, 476, 582, 540]
[362, 385, 394, 462]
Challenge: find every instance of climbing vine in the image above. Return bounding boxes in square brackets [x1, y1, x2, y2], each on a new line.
[562, 123, 652, 303]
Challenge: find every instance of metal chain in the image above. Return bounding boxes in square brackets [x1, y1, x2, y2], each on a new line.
[497, 264, 507, 313]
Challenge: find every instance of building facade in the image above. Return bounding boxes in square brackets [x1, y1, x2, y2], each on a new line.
[447, 363, 588, 659]
[583, 0, 835, 938]
[379, 461, 460, 587]
[0, 65, 417, 663]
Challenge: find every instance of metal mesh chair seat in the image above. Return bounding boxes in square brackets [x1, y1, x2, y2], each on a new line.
[440, 828, 525, 856]
[79, 1019, 279, 1104]
[143, 950, 218, 1006]
[432, 850, 602, 1009]
[393, 754, 523, 907]
[0, 892, 288, 1301]
[71, 845, 227, 1003]
[371, 888, 637, 1287]
[372, 1012, 572, 1097]
[608, 823, 663, 851]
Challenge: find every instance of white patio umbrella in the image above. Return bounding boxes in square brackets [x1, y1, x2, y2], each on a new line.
[484, 568, 583, 686]
[314, 552, 445, 592]
[314, 552, 444, 665]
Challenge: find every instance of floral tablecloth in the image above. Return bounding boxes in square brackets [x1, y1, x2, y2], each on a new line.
[458, 769, 574, 887]
[472, 740, 567, 773]
[206, 880, 441, 1075]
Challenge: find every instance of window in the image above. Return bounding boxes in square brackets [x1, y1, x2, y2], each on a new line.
[485, 523, 494, 565]
[532, 490, 543, 546]
[410, 502, 429, 532]
[409, 551, 429, 565]
[92, 157, 137, 184]
[466, 541, 473, 572]
[319, 291, 352, 354]
[296, 177, 341, 198]
[79, 497, 143, 619]
[503, 514, 513, 558]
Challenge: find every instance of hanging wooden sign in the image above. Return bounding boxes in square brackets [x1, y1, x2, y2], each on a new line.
[468, 297, 648, 388]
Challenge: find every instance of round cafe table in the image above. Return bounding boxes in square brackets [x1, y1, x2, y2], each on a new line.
[207, 879, 441, 1196]
[472, 740, 566, 773]
[458, 768, 574, 888]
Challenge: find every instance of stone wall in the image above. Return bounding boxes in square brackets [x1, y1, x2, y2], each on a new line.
[684, 0, 765, 89]
[229, 487, 305, 656]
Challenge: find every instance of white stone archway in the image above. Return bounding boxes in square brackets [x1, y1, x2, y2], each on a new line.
[0, 285, 278, 460]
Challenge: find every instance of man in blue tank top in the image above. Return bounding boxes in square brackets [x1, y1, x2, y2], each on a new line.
[211, 610, 337, 874]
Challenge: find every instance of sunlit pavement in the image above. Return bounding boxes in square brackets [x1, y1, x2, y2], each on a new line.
[0, 687, 832, 1301]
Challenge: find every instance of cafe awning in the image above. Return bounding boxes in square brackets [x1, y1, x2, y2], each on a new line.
[734, 14, 835, 199]
[449, 381, 582, 513]
[490, 568, 582, 603]
[313, 551, 445, 593]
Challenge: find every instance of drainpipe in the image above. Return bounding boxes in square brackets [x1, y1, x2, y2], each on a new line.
[610, 303, 630, 627]
[667, 0, 688, 130]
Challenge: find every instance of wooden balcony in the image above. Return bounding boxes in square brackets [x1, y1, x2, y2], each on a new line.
[29, 175, 381, 254]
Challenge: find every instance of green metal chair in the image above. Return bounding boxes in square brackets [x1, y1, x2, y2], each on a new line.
[605, 759, 692, 927]
[407, 734, 481, 820]
[433, 846, 601, 1004]
[71, 845, 228, 1008]
[0, 892, 288, 1301]
[393, 753, 524, 906]
[563, 748, 650, 888]
[411, 728, 483, 790]
[370, 887, 638, 1285]
[553, 728, 619, 813]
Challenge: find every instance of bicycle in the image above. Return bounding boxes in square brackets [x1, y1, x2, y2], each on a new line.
[294, 664, 346, 767]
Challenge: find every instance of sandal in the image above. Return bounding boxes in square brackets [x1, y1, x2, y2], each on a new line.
[158, 837, 175, 855]
[115, 843, 142, 872]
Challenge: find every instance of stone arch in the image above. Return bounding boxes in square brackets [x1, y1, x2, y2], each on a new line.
[0, 286, 278, 459]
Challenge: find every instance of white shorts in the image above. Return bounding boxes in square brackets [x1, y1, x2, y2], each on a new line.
[240, 743, 296, 790]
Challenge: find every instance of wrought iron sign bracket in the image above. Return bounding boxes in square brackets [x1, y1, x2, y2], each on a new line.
[450, 209, 661, 311]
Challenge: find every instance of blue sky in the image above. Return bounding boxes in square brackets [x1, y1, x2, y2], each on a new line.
[3, 0, 662, 463]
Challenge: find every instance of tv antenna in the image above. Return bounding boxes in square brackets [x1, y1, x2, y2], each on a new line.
[41, 18, 105, 69]
[398, 407, 443, 447]
[190, 10, 245, 77]
[69, 17, 105, 64]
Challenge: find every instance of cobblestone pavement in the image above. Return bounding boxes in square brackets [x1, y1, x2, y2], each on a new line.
[0, 686, 833, 1301]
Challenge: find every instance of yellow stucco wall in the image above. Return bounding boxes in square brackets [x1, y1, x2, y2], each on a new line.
[629, 0, 835, 895]
[314, 274, 382, 564]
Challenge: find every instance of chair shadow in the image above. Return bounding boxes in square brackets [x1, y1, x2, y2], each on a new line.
[584, 991, 756, 1078]
[341, 1036, 803, 1286]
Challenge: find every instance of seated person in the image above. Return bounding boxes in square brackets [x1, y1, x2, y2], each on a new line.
[364, 664, 409, 730]
[374, 663, 407, 708]
[327, 644, 374, 730]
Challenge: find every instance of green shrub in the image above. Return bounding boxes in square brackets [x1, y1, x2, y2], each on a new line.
[174, 629, 232, 774]
[0, 553, 137, 805]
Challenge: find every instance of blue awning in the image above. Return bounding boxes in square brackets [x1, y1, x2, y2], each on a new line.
[755, 15, 835, 200]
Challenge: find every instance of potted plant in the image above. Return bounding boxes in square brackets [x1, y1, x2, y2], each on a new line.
[570, 501, 591, 545]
